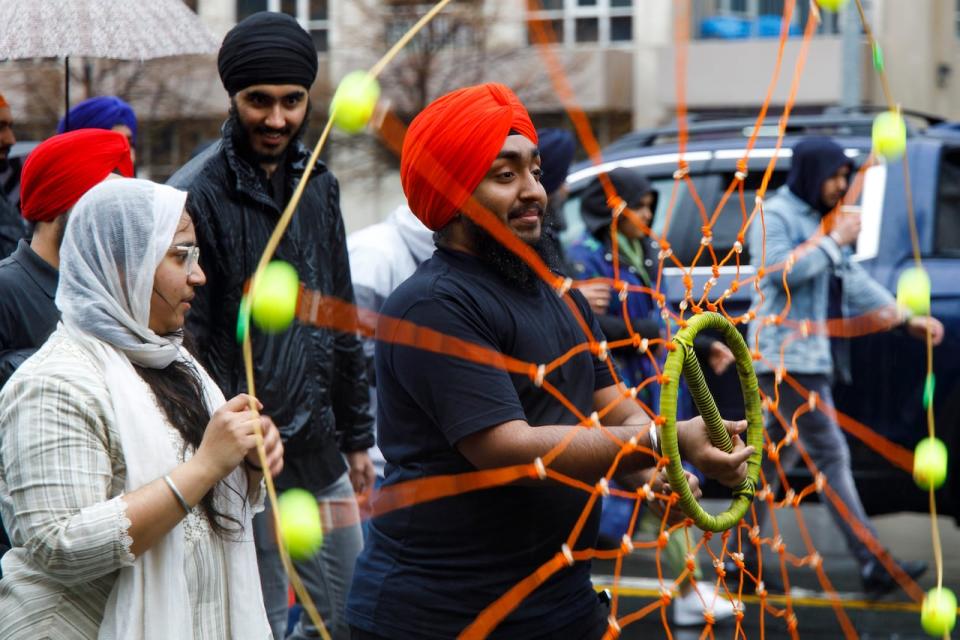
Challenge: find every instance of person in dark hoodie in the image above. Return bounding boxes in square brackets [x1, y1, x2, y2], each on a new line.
[746, 137, 943, 594]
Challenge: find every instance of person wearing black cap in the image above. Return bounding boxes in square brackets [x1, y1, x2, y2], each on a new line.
[746, 137, 943, 594]
[168, 12, 374, 639]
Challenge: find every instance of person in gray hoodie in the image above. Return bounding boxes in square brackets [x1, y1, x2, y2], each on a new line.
[746, 136, 943, 594]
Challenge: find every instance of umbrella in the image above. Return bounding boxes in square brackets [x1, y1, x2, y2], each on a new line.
[0, 0, 218, 128]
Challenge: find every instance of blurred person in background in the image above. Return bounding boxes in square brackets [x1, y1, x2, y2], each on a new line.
[746, 136, 942, 593]
[347, 204, 433, 488]
[57, 95, 138, 166]
[0, 92, 23, 258]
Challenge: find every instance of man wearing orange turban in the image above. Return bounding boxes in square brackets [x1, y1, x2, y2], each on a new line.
[347, 84, 754, 639]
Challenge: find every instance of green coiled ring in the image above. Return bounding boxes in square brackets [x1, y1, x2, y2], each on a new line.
[657, 312, 764, 532]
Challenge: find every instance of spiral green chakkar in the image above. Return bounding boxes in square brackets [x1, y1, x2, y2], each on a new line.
[658, 312, 764, 532]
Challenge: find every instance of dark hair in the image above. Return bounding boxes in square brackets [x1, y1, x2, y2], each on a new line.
[134, 337, 242, 537]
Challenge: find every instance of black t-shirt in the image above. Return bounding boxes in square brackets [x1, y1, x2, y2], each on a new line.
[347, 248, 615, 639]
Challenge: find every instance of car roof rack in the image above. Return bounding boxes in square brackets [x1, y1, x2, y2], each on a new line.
[606, 107, 943, 151]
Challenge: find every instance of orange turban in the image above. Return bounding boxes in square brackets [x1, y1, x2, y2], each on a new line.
[400, 83, 537, 231]
[21, 129, 133, 223]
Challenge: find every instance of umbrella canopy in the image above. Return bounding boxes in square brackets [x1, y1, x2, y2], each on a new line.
[0, 0, 217, 60]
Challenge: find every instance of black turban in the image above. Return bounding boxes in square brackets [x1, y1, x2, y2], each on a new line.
[218, 12, 318, 96]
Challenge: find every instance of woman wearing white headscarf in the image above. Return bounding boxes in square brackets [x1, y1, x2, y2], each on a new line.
[0, 179, 282, 639]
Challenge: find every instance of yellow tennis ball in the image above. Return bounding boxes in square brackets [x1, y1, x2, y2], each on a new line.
[250, 261, 300, 333]
[330, 71, 381, 134]
[897, 267, 931, 316]
[913, 437, 948, 490]
[921, 587, 957, 637]
[872, 111, 907, 161]
[278, 488, 324, 560]
[816, 0, 849, 11]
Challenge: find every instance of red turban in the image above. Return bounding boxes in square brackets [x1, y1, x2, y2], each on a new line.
[21, 129, 133, 223]
[400, 83, 537, 231]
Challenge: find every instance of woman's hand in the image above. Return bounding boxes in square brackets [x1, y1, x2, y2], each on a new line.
[246, 415, 284, 477]
[195, 394, 262, 479]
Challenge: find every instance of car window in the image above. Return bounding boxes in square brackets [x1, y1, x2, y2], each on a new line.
[658, 170, 788, 266]
[935, 147, 960, 257]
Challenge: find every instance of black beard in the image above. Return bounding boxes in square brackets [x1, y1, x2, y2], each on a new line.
[228, 100, 311, 166]
[462, 216, 559, 295]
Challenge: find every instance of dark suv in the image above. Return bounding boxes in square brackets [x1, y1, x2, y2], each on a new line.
[561, 111, 960, 520]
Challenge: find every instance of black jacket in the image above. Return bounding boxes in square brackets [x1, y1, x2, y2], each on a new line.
[168, 120, 374, 492]
[0, 240, 59, 388]
[0, 197, 25, 261]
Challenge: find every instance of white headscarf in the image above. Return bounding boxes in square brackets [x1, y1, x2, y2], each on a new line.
[56, 179, 269, 639]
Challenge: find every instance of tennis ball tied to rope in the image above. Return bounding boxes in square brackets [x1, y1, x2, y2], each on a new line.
[330, 71, 381, 134]
[897, 266, 931, 316]
[921, 587, 957, 637]
[816, 0, 849, 11]
[278, 488, 324, 560]
[913, 437, 948, 491]
[872, 110, 907, 161]
[250, 261, 300, 333]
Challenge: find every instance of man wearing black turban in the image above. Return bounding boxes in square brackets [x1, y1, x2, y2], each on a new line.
[169, 11, 375, 640]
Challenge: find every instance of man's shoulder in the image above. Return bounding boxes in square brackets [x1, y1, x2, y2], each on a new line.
[168, 141, 229, 196]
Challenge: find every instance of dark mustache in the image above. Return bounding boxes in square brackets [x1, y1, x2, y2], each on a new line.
[507, 203, 544, 219]
[254, 125, 292, 136]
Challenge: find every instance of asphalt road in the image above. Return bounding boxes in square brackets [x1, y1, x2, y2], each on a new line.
[591, 500, 959, 639]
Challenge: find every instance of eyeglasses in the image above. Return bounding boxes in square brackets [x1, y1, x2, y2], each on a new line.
[173, 245, 201, 275]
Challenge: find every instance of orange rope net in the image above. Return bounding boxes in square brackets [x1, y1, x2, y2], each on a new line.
[259, 0, 949, 637]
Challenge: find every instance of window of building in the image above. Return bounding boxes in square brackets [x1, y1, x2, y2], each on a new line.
[527, 0, 634, 47]
[236, 0, 328, 51]
[384, 2, 482, 51]
[693, 0, 843, 39]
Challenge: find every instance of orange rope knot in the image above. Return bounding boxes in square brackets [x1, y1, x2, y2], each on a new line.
[702, 609, 716, 626]
[809, 552, 823, 569]
[632, 334, 648, 353]
[685, 553, 697, 573]
[659, 586, 673, 606]
[595, 340, 609, 362]
[673, 162, 690, 180]
[556, 276, 573, 297]
[618, 282, 629, 302]
[637, 482, 652, 501]
[679, 299, 689, 312]
[783, 489, 797, 508]
[658, 531, 670, 549]
[756, 267, 766, 279]
[815, 472, 826, 493]
[533, 457, 547, 480]
[596, 477, 610, 497]
[620, 534, 635, 554]
[807, 390, 818, 411]
[773, 536, 786, 555]
[730, 552, 745, 569]
[733, 601, 746, 621]
[713, 558, 728, 578]
[749, 526, 761, 544]
[755, 581, 768, 598]
[560, 543, 575, 566]
[606, 616, 621, 638]
[682, 274, 693, 291]
[786, 612, 799, 632]
[532, 364, 546, 387]
[590, 412, 602, 428]
[799, 320, 810, 338]
[608, 196, 627, 218]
